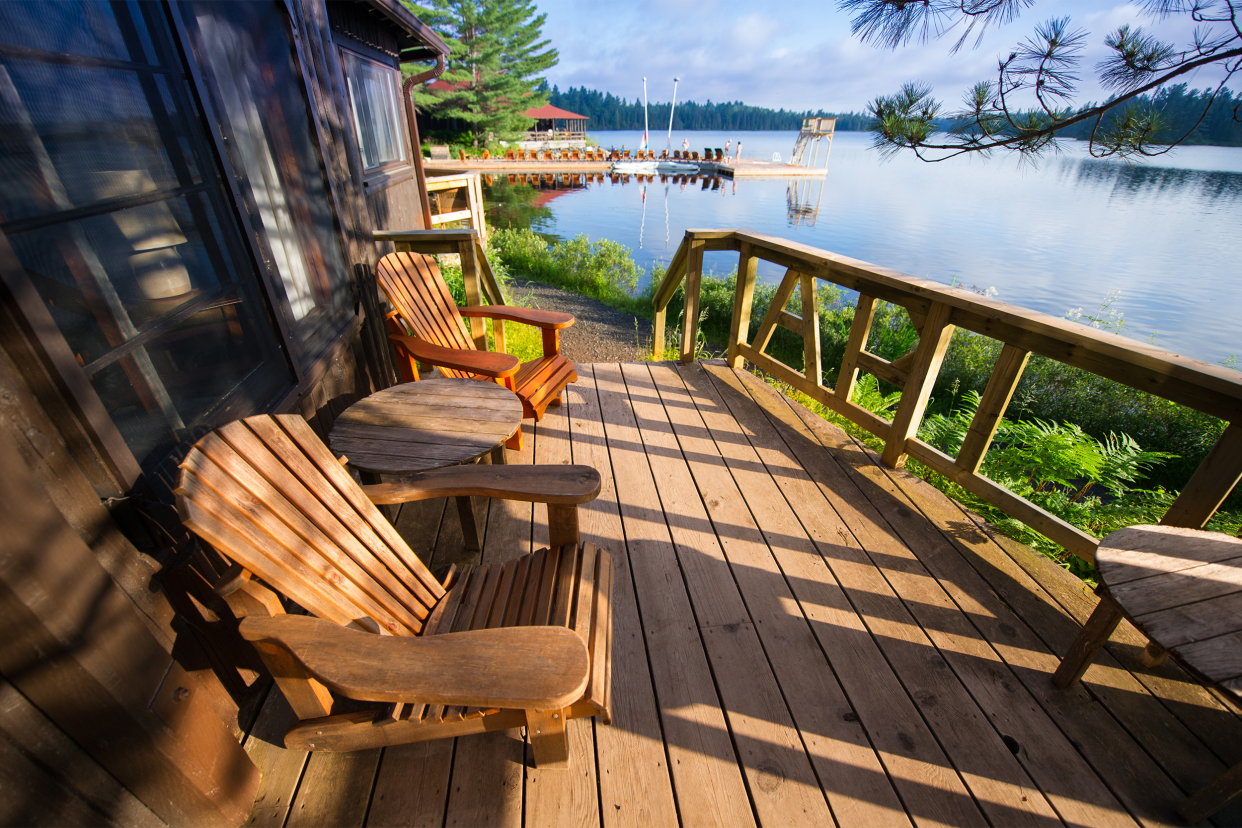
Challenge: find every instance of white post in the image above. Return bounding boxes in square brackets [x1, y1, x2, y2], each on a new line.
[642, 77, 649, 152]
[667, 77, 679, 149]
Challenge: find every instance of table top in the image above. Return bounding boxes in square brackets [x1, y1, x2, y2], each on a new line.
[1099, 524, 1242, 697]
[329, 378, 523, 475]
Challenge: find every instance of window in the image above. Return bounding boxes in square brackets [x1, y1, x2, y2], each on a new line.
[340, 49, 406, 171]
[178, 0, 354, 364]
[0, 0, 292, 474]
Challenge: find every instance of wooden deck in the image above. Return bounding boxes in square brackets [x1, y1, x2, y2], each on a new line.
[241, 361, 1242, 828]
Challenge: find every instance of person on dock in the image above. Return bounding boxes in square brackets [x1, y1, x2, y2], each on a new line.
[725, 139, 731, 159]
[734, 141, 742, 161]
[681, 137, 689, 153]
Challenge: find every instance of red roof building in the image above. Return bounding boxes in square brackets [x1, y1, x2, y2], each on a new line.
[523, 104, 587, 136]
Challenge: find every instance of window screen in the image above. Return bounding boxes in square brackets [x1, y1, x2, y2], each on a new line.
[0, 0, 291, 473]
[341, 49, 406, 171]
[180, 0, 354, 363]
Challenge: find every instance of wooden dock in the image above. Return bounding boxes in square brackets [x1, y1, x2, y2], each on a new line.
[241, 361, 1242, 828]
[425, 161, 613, 174]
[704, 159, 827, 177]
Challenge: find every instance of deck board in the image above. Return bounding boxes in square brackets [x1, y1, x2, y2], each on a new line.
[250, 362, 1242, 828]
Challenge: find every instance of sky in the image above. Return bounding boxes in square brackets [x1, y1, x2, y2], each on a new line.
[536, 1, 1229, 113]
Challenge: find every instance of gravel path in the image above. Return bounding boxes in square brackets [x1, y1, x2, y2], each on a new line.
[508, 277, 654, 363]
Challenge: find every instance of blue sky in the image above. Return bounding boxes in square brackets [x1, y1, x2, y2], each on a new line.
[537, 1, 1226, 113]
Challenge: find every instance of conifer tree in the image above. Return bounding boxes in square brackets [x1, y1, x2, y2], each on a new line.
[406, 0, 558, 142]
[839, 0, 1242, 160]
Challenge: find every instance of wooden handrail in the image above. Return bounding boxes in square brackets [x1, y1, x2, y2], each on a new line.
[651, 229, 1242, 561]
[423, 172, 488, 243]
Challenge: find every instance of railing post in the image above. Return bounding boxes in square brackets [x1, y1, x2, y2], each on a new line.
[727, 242, 758, 369]
[835, 294, 877, 403]
[680, 238, 705, 363]
[955, 343, 1030, 473]
[881, 301, 955, 468]
[800, 272, 821, 385]
[457, 237, 487, 350]
[1161, 422, 1242, 529]
[652, 309, 666, 360]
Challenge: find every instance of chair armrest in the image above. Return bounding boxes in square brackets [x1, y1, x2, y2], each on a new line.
[362, 465, 601, 505]
[460, 306, 575, 330]
[240, 615, 589, 710]
[389, 333, 519, 379]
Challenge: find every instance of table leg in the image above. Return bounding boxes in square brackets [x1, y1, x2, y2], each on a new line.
[490, 445, 507, 465]
[1053, 595, 1123, 689]
[456, 495, 481, 553]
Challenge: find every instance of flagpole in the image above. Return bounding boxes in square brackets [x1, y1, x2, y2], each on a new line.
[667, 77, 679, 149]
[642, 76, 649, 151]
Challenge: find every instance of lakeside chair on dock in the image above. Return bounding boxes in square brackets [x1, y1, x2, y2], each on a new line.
[176, 414, 614, 768]
[376, 251, 577, 450]
[691, 151, 700, 161]
[505, 149, 516, 161]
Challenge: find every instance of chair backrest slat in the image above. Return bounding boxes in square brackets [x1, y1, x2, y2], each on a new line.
[177, 415, 445, 636]
[376, 252, 475, 380]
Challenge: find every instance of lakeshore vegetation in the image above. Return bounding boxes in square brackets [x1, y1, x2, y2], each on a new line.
[481, 227, 1240, 578]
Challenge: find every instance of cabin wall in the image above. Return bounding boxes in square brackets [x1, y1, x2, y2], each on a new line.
[0, 0, 431, 820]
[366, 169, 429, 236]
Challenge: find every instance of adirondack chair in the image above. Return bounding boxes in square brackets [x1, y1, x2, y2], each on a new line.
[176, 413, 614, 767]
[377, 251, 576, 450]
[505, 149, 516, 161]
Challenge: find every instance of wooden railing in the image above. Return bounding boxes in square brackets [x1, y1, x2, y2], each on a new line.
[651, 229, 1242, 561]
[425, 173, 487, 242]
[372, 229, 505, 353]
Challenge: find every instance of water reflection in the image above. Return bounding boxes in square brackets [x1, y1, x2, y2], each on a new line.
[481, 132, 1242, 363]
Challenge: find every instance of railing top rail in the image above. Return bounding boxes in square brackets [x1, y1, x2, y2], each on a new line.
[665, 229, 1242, 421]
[374, 229, 477, 243]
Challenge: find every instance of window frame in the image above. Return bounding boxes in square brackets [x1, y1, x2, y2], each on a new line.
[336, 42, 411, 181]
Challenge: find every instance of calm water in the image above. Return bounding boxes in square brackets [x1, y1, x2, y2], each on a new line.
[483, 129, 1242, 365]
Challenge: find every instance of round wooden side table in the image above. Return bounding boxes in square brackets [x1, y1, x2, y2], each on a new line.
[329, 378, 523, 551]
[1052, 524, 1242, 821]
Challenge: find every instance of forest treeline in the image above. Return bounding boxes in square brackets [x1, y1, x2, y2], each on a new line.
[1053, 85, 1242, 147]
[545, 83, 1241, 145]
[543, 84, 870, 131]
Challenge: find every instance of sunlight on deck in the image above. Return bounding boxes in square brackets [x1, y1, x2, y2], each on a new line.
[242, 361, 1242, 828]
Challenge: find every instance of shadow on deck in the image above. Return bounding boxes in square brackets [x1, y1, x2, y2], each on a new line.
[241, 361, 1242, 828]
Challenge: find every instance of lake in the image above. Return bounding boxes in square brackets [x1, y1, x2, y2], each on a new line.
[481, 129, 1242, 366]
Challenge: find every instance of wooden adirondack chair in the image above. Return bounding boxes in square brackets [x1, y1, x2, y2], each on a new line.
[377, 251, 577, 450]
[176, 413, 614, 767]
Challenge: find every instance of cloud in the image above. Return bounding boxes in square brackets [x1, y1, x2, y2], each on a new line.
[538, 0, 1233, 111]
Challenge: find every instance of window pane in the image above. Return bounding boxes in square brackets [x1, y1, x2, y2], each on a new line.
[183, 0, 353, 361]
[0, 60, 193, 227]
[342, 50, 405, 170]
[0, 0, 155, 64]
[9, 194, 289, 469]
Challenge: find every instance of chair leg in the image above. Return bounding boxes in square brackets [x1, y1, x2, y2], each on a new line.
[506, 428, 523, 451]
[455, 496, 481, 552]
[1140, 640, 1169, 668]
[1053, 596, 1123, 689]
[1180, 760, 1242, 823]
[527, 708, 569, 769]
